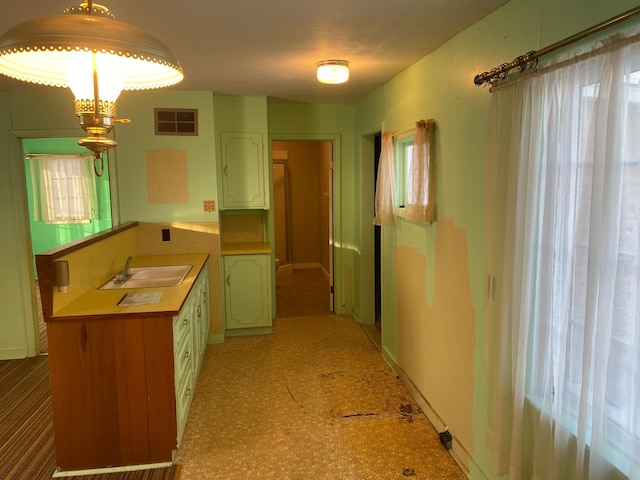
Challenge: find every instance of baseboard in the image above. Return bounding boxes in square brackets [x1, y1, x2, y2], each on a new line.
[320, 265, 330, 280]
[225, 326, 273, 337]
[208, 332, 225, 345]
[276, 263, 293, 278]
[0, 347, 29, 360]
[292, 262, 321, 269]
[351, 305, 361, 323]
[381, 350, 482, 479]
[53, 461, 173, 477]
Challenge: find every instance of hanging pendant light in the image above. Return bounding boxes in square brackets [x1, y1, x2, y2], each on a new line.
[0, 1, 183, 175]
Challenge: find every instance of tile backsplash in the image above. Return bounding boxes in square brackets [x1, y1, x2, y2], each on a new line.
[136, 221, 223, 336]
[220, 213, 264, 244]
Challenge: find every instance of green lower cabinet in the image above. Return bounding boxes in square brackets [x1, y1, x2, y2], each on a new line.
[223, 254, 272, 331]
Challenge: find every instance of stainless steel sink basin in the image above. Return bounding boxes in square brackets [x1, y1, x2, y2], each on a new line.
[99, 264, 193, 290]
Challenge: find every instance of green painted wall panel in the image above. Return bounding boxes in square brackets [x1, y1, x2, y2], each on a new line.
[353, 0, 640, 477]
[0, 93, 38, 358]
[115, 90, 218, 223]
[23, 137, 113, 259]
[267, 102, 355, 315]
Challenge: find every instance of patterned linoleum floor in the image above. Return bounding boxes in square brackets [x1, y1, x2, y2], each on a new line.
[174, 313, 466, 479]
[275, 268, 332, 317]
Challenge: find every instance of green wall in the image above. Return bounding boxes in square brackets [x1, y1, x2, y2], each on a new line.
[1, 0, 638, 475]
[114, 90, 218, 223]
[268, 103, 355, 315]
[23, 137, 113, 259]
[353, 0, 639, 478]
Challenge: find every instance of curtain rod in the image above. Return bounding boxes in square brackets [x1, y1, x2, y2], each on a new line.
[473, 5, 640, 87]
[391, 127, 415, 137]
[25, 153, 91, 159]
[25, 153, 90, 157]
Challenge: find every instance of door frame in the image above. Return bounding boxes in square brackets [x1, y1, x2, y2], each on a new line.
[12, 128, 119, 358]
[358, 128, 382, 325]
[267, 134, 341, 315]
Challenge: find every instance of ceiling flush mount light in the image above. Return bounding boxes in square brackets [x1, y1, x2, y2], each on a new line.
[0, 1, 183, 175]
[316, 60, 349, 85]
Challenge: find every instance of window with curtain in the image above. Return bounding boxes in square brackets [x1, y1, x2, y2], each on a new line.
[405, 119, 435, 223]
[395, 136, 413, 208]
[373, 131, 397, 226]
[29, 154, 98, 224]
[486, 33, 640, 479]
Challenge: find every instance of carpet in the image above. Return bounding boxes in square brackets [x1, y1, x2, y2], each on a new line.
[0, 357, 180, 480]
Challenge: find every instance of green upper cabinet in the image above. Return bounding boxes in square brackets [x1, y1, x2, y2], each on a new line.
[213, 94, 270, 210]
[218, 131, 269, 209]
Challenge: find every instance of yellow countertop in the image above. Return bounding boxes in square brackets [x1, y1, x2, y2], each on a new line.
[51, 253, 209, 320]
[220, 241, 271, 255]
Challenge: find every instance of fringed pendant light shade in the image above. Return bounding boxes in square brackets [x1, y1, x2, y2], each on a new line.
[0, 1, 183, 175]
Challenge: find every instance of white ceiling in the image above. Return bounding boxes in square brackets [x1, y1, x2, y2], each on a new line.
[0, 0, 507, 105]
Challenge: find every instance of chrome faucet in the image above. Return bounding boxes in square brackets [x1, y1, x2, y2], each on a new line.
[114, 256, 133, 284]
[124, 255, 133, 277]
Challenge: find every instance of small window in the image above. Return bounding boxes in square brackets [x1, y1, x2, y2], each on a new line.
[154, 108, 198, 136]
[28, 154, 98, 224]
[395, 136, 413, 208]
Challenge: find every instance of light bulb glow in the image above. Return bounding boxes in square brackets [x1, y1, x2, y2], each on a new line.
[317, 60, 349, 84]
[0, 1, 184, 168]
[67, 50, 123, 103]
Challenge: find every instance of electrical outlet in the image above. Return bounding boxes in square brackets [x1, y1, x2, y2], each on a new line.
[203, 200, 216, 212]
[439, 429, 452, 450]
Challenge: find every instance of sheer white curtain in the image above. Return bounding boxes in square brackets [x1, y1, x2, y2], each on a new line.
[29, 154, 97, 224]
[373, 131, 397, 226]
[405, 119, 435, 223]
[486, 34, 640, 479]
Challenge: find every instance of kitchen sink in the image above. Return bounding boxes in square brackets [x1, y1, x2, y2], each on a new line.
[99, 264, 193, 290]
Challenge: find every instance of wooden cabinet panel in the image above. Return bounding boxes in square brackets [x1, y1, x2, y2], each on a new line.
[48, 317, 174, 470]
[143, 317, 177, 462]
[47, 264, 210, 472]
[47, 321, 99, 469]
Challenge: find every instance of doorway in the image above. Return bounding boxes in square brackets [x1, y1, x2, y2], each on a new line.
[374, 132, 382, 330]
[23, 137, 113, 353]
[272, 140, 334, 317]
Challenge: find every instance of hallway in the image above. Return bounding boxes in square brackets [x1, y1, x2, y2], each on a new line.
[276, 267, 332, 318]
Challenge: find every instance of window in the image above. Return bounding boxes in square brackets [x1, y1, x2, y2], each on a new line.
[154, 108, 198, 135]
[486, 36, 640, 478]
[29, 154, 98, 224]
[395, 136, 413, 208]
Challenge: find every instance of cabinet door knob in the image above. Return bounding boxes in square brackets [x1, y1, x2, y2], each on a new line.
[185, 350, 190, 359]
[183, 318, 189, 326]
[223, 165, 228, 176]
[186, 387, 191, 397]
[226, 275, 231, 286]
